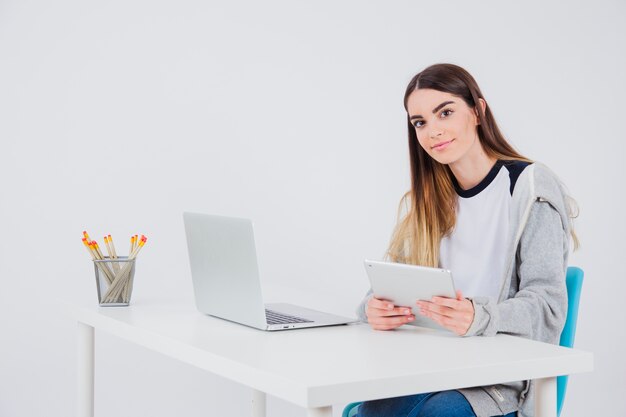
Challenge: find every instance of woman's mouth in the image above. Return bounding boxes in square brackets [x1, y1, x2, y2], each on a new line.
[432, 139, 454, 151]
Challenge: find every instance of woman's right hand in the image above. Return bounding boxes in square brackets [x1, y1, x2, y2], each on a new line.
[366, 296, 415, 330]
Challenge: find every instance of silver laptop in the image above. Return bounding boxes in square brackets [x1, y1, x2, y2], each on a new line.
[183, 212, 357, 331]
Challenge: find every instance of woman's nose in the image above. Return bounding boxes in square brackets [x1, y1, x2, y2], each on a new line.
[430, 129, 443, 139]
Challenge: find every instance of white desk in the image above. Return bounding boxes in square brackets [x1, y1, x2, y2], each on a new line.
[73, 301, 593, 417]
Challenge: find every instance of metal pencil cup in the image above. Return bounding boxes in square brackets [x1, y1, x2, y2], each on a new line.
[93, 256, 136, 306]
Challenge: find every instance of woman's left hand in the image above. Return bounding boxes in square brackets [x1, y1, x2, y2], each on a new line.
[416, 290, 475, 336]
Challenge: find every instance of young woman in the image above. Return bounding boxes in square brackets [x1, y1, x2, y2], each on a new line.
[356, 63, 579, 417]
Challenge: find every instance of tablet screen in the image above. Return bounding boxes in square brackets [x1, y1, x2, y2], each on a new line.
[364, 259, 457, 330]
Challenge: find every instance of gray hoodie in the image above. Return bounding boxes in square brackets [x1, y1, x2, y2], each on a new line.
[356, 162, 574, 417]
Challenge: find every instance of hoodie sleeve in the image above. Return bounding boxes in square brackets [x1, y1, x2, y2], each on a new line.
[356, 289, 374, 322]
[464, 200, 568, 341]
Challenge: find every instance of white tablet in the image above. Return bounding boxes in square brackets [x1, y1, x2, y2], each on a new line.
[364, 259, 457, 329]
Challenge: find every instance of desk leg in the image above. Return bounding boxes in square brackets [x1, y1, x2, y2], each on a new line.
[252, 389, 266, 417]
[77, 322, 94, 417]
[535, 377, 557, 417]
[307, 406, 332, 417]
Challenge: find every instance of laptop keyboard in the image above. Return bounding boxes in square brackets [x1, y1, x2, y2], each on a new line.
[265, 309, 314, 325]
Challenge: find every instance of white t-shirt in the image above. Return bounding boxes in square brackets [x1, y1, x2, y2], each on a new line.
[439, 160, 530, 300]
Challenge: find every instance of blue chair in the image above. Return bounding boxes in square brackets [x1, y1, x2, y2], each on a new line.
[557, 266, 584, 416]
[342, 266, 584, 417]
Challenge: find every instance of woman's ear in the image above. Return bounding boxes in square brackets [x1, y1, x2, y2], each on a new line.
[474, 98, 487, 125]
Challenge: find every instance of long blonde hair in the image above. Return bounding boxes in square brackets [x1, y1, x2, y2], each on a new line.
[386, 63, 578, 266]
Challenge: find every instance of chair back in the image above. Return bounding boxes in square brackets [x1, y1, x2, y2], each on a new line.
[557, 266, 584, 416]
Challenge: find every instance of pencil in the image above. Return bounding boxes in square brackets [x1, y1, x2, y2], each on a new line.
[107, 234, 121, 273]
[108, 235, 118, 259]
[104, 236, 112, 257]
[86, 238, 115, 286]
[122, 235, 144, 302]
[104, 235, 121, 273]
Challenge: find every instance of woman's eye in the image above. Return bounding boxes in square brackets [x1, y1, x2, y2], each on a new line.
[413, 109, 453, 129]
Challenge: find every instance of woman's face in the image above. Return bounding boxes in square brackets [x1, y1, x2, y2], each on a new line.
[406, 88, 485, 166]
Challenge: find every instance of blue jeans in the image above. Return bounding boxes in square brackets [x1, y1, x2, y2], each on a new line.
[358, 390, 517, 417]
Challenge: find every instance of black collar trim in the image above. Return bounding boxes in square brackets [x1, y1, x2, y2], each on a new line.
[452, 160, 503, 198]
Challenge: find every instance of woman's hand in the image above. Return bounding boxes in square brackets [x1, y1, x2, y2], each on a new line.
[366, 296, 415, 330]
[416, 290, 475, 336]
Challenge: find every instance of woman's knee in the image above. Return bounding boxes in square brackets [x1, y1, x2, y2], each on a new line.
[358, 393, 431, 417]
[415, 391, 476, 417]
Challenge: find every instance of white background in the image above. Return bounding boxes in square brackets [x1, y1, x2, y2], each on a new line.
[0, 0, 624, 416]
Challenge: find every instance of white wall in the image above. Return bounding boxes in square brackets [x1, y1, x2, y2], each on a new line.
[0, 0, 623, 416]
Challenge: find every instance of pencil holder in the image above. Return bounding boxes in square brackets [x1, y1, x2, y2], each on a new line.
[93, 257, 136, 306]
